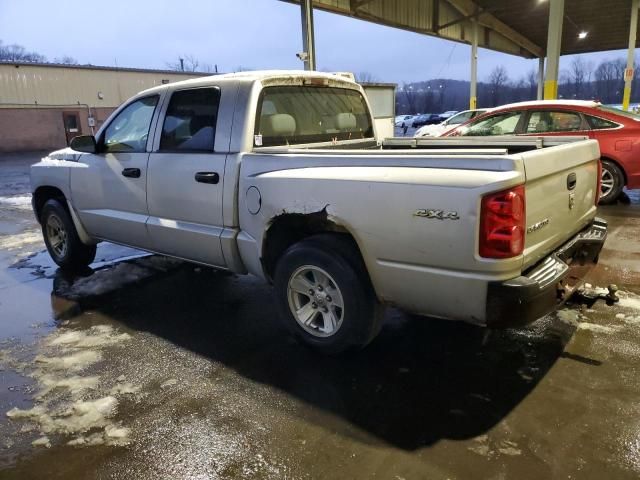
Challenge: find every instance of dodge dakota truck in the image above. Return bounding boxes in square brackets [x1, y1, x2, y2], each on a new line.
[31, 70, 607, 353]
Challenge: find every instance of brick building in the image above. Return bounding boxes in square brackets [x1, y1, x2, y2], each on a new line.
[0, 62, 206, 152]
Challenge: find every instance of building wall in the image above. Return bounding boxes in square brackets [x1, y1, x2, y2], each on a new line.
[0, 106, 118, 152]
[0, 63, 204, 152]
[0, 64, 204, 107]
[0, 108, 67, 151]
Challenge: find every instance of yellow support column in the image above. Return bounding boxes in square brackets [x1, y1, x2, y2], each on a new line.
[469, 19, 478, 110]
[544, 0, 564, 100]
[623, 0, 639, 111]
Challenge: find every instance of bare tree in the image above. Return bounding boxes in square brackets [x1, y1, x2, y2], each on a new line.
[594, 58, 626, 103]
[400, 83, 419, 114]
[166, 54, 202, 72]
[0, 41, 46, 62]
[526, 69, 538, 99]
[355, 71, 378, 83]
[54, 55, 78, 65]
[488, 66, 509, 106]
[567, 57, 594, 98]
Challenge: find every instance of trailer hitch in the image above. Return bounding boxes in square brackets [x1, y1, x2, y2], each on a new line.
[570, 284, 620, 308]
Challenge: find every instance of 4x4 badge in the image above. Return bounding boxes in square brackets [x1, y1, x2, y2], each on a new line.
[414, 209, 459, 220]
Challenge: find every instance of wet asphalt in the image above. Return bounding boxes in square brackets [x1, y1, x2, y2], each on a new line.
[0, 152, 639, 479]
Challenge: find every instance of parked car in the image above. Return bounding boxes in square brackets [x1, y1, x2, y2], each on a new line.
[394, 115, 415, 127]
[443, 100, 640, 204]
[414, 109, 489, 137]
[439, 110, 459, 119]
[412, 113, 443, 128]
[31, 72, 605, 353]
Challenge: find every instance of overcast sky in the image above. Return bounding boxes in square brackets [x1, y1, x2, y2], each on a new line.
[0, 0, 629, 84]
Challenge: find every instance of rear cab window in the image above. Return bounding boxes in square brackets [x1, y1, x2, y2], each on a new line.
[254, 86, 374, 147]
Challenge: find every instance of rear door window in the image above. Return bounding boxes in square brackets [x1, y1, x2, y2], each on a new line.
[526, 110, 584, 133]
[160, 88, 220, 152]
[255, 86, 374, 147]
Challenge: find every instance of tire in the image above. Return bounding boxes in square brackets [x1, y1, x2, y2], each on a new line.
[40, 199, 96, 271]
[273, 234, 383, 354]
[599, 160, 624, 205]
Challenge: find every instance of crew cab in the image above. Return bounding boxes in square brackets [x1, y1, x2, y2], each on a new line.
[31, 71, 607, 353]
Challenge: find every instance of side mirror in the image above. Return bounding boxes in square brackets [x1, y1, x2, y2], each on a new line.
[69, 135, 97, 153]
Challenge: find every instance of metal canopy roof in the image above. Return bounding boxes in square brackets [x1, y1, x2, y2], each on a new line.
[281, 0, 638, 59]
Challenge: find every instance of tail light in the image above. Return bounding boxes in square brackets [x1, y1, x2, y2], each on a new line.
[595, 159, 602, 205]
[479, 185, 526, 259]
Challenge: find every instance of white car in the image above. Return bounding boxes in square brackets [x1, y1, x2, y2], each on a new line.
[394, 115, 414, 127]
[439, 110, 459, 119]
[414, 109, 488, 137]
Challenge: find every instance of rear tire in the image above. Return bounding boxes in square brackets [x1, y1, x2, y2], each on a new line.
[599, 160, 624, 205]
[41, 199, 96, 271]
[273, 235, 383, 354]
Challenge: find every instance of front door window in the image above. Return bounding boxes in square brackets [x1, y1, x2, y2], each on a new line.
[103, 96, 159, 153]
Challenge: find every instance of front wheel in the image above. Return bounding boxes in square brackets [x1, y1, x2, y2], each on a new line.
[599, 160, 624, 205]
[273, 235, 383, 354]
[41, 199, 96, 271]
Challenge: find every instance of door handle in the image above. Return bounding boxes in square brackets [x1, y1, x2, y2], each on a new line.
[567, 172, 577, 190]
[195, 172, 219, 184]
[122, 168, 141, 178]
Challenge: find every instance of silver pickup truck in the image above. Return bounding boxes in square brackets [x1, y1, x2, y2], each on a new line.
[31, 70, 607, 353]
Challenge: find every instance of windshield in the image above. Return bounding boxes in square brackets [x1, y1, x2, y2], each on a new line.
[452, 111, 523, 136]
[255, 86, 374, 147]
[598, 105, 640, 121]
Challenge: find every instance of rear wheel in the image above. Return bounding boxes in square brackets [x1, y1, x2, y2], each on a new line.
[41, 199, 96, 271]
[599, 160, 624, 205]
[273, 235, 383, 354]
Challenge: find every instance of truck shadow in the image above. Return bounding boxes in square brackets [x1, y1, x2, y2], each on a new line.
[51, 259, 574, 451]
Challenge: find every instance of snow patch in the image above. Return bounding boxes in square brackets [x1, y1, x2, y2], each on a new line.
[6, 406, 47, 419]
[556, 308, 582, 326]
[36, 374, 99, 399]
[0, 230, 43, 250]
[618, 296, 640, 311]
[59, 262, 154, 298]
[109, 383, 141, 395]
[160, 378, 178, 389]
[47, 325, 131, 349]
[35, 350, 102, 372]
[31, 436, 51, 448]
[0, 194, 32, 209]
[6, 324, 137, 449]
[577, 322, 618, 334]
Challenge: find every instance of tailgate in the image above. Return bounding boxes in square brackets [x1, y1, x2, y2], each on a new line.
[521, 139, 600, 269]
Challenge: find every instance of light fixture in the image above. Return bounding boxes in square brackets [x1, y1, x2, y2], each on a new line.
[578, 31, 588, 39]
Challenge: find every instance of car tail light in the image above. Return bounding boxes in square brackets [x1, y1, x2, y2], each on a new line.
[595, 159, 602, 205]
[479, 185, 526, 259]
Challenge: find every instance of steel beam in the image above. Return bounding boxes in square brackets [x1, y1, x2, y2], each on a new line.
[470, 19, 478, 109]
[623, 0, 639, 110]
[445, 0, 544, 58]
[544, 0, 564, 100]
[300, 0, 316, 71]
[537, 57, 544, 100]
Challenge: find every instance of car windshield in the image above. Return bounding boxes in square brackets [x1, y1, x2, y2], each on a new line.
[598, 105, 640, 121]
[453, 111, 522, 136]
[255, 86, 374, 147]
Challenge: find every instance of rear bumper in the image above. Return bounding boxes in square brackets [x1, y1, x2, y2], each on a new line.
[486, 217, 607, 328]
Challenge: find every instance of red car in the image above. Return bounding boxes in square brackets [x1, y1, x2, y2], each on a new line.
[443, 100, 640, 204]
